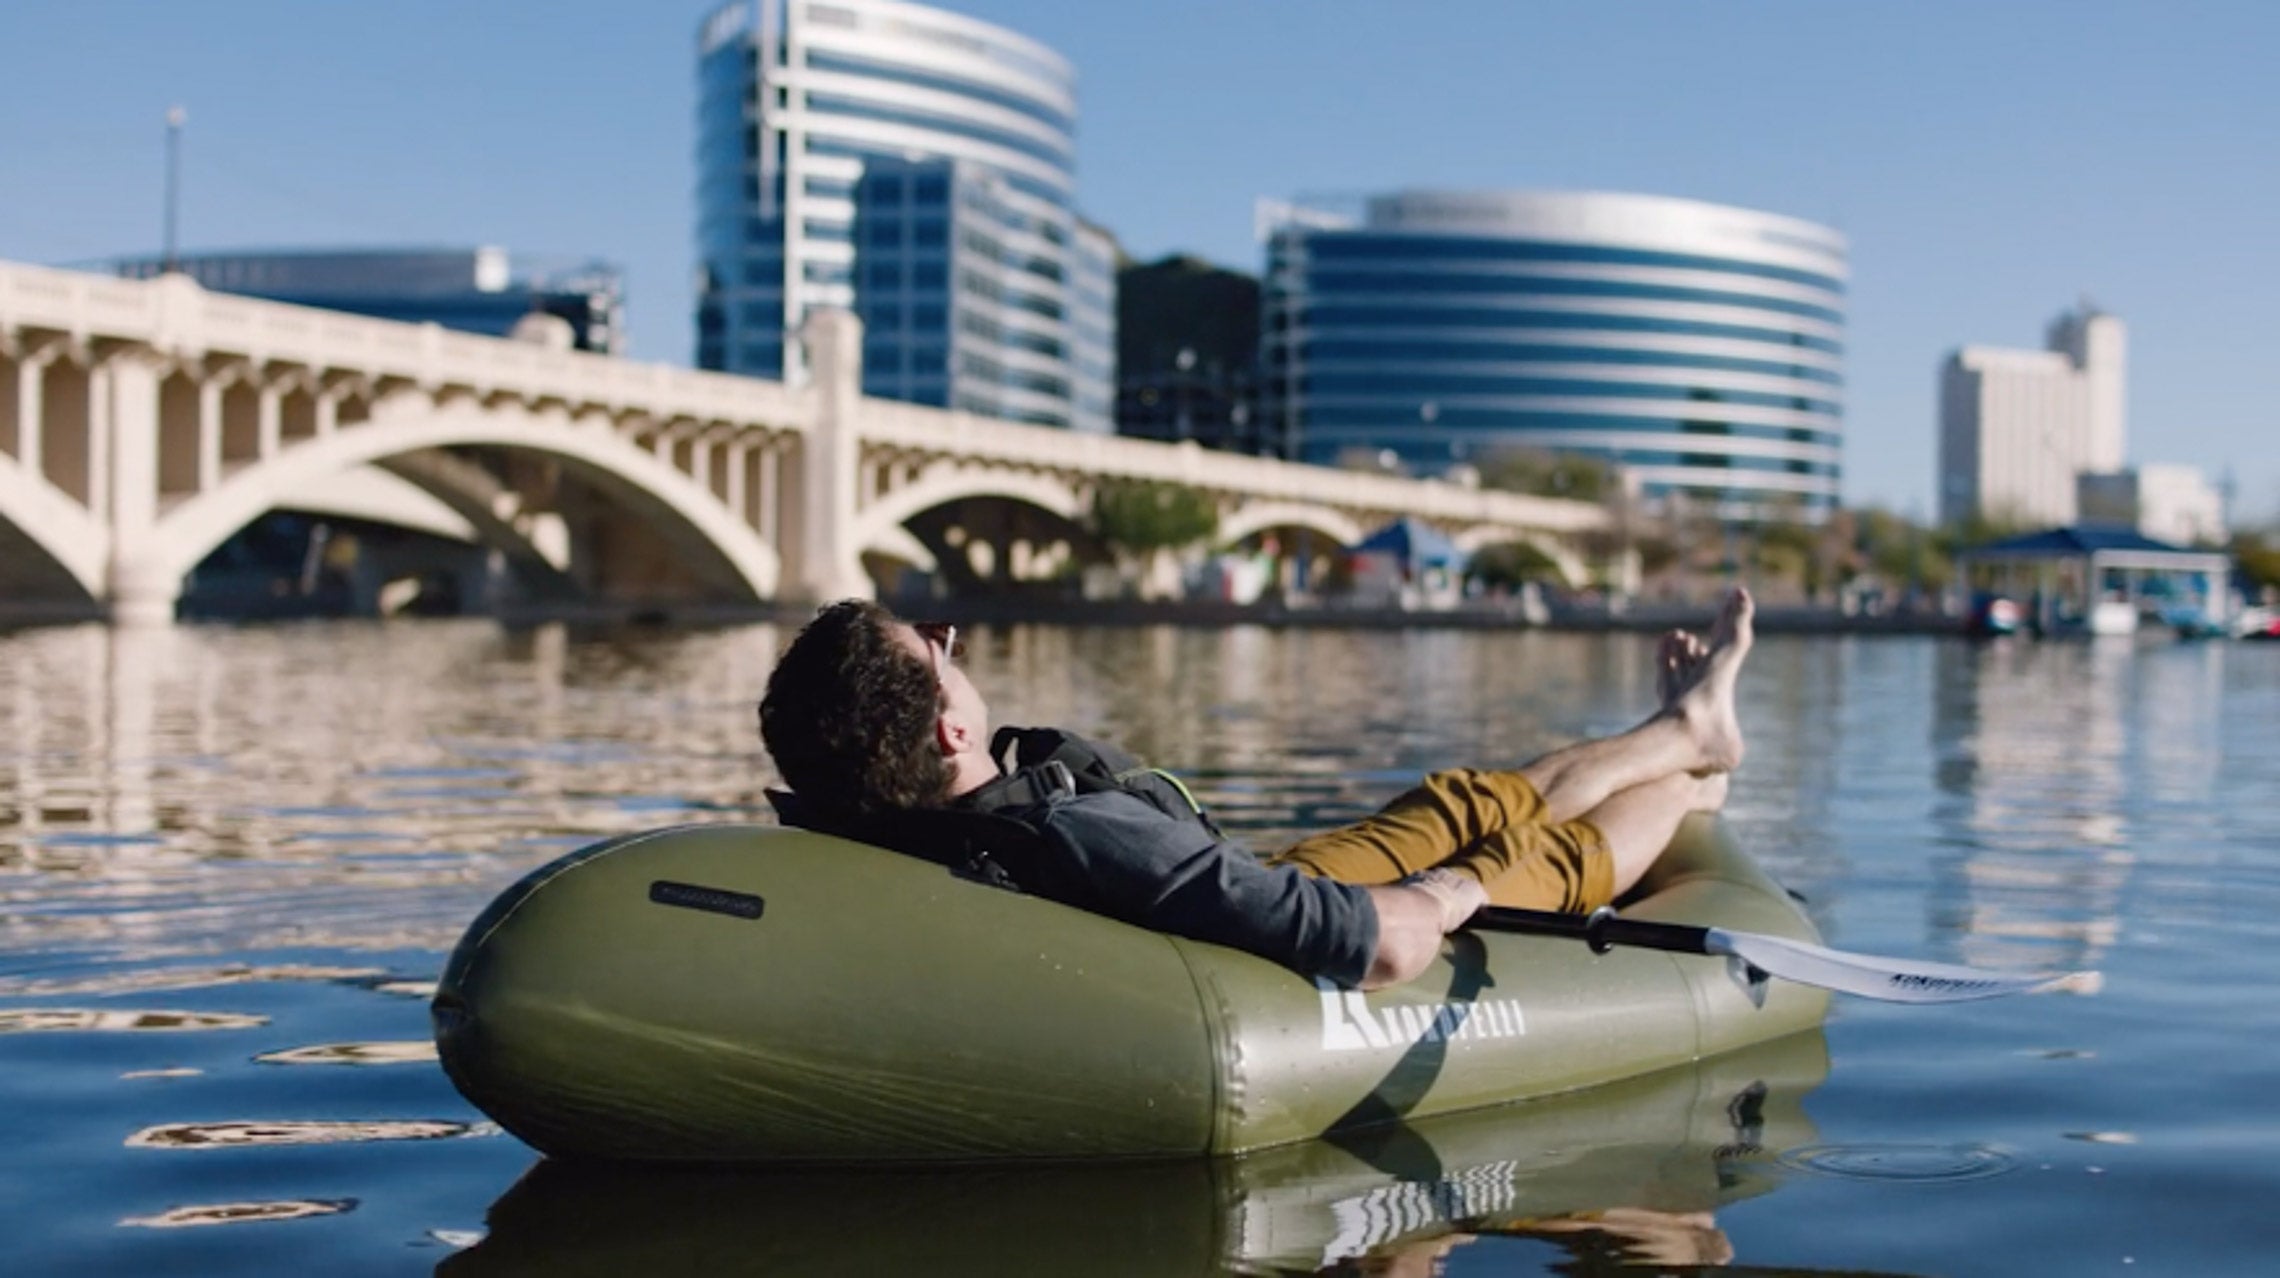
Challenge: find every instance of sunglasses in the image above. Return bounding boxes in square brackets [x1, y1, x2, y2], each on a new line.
[912, 621, 964, 683]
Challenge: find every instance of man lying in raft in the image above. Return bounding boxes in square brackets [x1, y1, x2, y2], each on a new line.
[759, 589, 1754, 992]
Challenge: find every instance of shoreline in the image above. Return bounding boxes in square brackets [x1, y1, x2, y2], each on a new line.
[892, 596, 1970, 636]
[2, 596, 1969, 636]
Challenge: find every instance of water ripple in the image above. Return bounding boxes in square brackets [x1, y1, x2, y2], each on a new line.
[0, 1009, 267, 1032]
[254, 1040, 438, 1066]
[125, 1119, 499, 1148]
[120, 1199, 357, 1228]
[1778, 1142, 2017, 1183]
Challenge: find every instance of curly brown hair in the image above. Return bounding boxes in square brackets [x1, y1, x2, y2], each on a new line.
[759, 600, 953, 818]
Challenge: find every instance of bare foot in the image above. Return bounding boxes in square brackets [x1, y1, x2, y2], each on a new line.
[1670, 588, 1753, 772]
[1656, 630, 1706, 712]
[1692, 771, 1730, 813]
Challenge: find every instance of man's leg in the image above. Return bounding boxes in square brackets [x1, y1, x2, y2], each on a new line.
[1267, 766, 1563, 885]
[1512, 588, 1750, 826]
[1424, 769, 1725, 910]
[1591, 771, 1729, 898]
[1270, 589, 1752, 886]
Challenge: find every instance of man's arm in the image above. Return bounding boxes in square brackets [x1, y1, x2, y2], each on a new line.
[1033, 792, 1484, 989]
[1359, 870, 1487, 990]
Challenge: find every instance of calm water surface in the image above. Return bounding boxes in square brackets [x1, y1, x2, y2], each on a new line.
[3, 620, 2276, 1275]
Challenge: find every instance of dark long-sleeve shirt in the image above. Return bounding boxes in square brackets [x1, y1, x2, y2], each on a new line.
[999, 789, 1379, 987]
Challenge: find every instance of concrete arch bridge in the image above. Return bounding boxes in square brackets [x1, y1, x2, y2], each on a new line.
[0, 262, 1604, 622]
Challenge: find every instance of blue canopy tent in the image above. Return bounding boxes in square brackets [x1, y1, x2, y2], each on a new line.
[1353, 517, 1465, 571]
[1349, 518, 1467, 610]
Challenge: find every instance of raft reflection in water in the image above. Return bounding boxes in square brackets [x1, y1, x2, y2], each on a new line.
[445, 1027, 1827, 1276]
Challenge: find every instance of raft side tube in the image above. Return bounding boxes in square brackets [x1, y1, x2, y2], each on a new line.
[437, 825, 1221, 1162]
[434, 815, 1826, 1162]
[1177, 815, 1825, 1151]
[441, 1028, 1830, 1275]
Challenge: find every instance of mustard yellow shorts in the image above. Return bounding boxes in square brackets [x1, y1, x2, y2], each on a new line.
[1267, 768, 1614, 912]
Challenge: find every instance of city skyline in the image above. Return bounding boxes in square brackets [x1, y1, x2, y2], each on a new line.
[2, 1, 2273, 521]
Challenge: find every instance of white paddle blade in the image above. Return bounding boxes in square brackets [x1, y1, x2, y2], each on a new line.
[1703, 928, 2095, 1004]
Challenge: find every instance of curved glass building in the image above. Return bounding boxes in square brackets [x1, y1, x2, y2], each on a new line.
[697, 0, 1112, 430]
[1261, 191, 1846, 518]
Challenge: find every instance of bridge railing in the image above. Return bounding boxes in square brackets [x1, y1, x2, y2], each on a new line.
[1, 260, 812, 430]
[856, 397, 1607, 532]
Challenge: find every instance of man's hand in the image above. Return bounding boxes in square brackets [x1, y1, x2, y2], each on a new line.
[1357, 870, 1489, 990]
[1402, 867, 1488, 932]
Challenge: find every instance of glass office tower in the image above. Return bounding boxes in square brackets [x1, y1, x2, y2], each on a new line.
[1261, 191, 1847, 519]
[696, 0, 1113, 431]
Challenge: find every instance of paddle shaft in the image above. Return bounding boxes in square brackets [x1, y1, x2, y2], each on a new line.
[1468, 903, 2090, 1003]
[1473, 905, 1712, 957]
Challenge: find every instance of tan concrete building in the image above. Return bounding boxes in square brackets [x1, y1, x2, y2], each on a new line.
[1938, 303, 2125, 527]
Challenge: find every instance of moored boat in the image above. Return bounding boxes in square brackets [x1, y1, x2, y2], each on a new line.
[433, 813, 1827, 1163]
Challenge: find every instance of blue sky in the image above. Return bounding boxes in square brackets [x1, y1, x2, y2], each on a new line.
[3, 1, 2273, 520]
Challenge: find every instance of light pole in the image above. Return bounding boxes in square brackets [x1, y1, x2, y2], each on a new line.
[162, 106, 187, 274]
[1174, 346, 1196, 442]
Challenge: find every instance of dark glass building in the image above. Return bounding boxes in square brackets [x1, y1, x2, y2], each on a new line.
[1115, 255, 1266, 453]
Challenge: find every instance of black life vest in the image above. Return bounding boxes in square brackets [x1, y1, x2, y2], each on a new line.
[766, 726, 1219, 893]
[959, 726, 1224, 838]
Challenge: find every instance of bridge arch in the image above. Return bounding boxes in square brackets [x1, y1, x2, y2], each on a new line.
[846, 465, 1096, 596]
[853, 465, 1086, 550]
[0, 453, 107, 601]
[863, 522, 938, 573]
[1453, 526, 1589, 587]
[371, 450, 575, 593]
[146, 404, 780, 598]
[1216, 502, 1365, 551]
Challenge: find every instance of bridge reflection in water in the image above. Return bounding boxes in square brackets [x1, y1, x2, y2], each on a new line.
[444, 1030, 1829, 1276]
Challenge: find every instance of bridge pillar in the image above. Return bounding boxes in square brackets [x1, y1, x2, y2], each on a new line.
[7, 340, 61, 477]
[785, 308, 871, 603]
[107, 553, 181, 627]
[101, 351, 181, 625]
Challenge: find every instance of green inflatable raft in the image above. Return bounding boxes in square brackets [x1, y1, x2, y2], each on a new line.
[433, 813, 1827, 1163]
[446, 1029, 1830, 1275]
